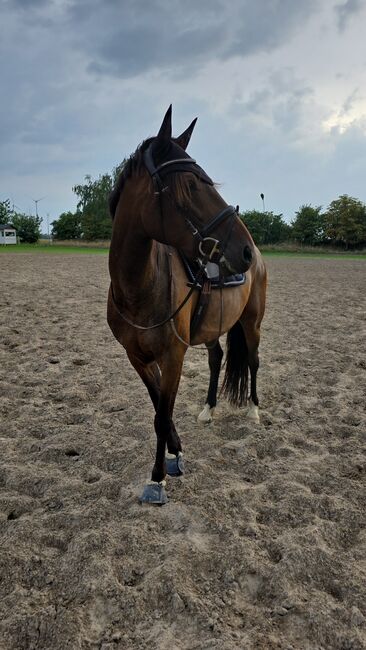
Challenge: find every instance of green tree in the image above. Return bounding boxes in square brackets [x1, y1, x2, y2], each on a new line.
[240, 210, 291, 245]
[73, 173, 113, 240]
[11, 213, 42, 243]
[270, 213, 292, 243]
[0, 199, 13, 223]
[324, 195, 366, 248]
[51, 211, 82, 239]
[291, 204, 324, 245]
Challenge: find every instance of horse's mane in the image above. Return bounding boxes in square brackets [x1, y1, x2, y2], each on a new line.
[109, 137, 200, 220]
[109, 138, 154, 220]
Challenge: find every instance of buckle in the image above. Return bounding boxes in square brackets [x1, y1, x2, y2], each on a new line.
[199, 237, 220, 261]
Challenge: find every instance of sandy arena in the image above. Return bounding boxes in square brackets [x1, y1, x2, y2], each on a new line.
[0, 253, 365, 650]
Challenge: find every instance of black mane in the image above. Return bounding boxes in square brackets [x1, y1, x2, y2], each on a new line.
[109, 138, 154, 220]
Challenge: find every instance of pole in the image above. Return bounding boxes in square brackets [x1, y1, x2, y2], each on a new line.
[47, 213, 52, 244]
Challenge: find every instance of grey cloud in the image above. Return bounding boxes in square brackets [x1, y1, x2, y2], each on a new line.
[340, 88, 361, 115]
[2, 0, 321, 83]
[223, 1, 318, 58]
[89, 22, 223, 78]
[65, 0, 320, 79]
[234, 69, 313, 137]
[6, 0, 49, 8]
[335, 0, 363, 31]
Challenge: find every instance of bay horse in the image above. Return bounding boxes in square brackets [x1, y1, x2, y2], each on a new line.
[107, 106, 267, 504]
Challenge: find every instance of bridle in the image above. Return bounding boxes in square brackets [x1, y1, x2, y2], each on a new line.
[143, 142, 238, 266]
[110, 142, 240, 340]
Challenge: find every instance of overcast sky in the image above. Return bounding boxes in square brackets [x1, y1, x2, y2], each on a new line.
[1, 0, 366, 227]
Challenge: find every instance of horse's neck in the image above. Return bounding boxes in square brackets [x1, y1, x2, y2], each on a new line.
[110, 225, 167, 308]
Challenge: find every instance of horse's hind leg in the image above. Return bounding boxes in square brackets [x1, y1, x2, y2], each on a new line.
[198, 340, 223, 423]
[240, 318, 261, 423]
[239, 266, 266, 423]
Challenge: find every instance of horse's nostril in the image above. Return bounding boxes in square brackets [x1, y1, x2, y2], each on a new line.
[243, 245, 252, 263]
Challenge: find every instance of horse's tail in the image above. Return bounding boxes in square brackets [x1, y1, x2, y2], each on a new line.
[221, 321, 249, 407]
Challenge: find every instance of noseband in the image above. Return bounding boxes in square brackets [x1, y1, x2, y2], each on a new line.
[143, 143, 237, 264]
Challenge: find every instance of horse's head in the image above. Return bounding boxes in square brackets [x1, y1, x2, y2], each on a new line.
[139, 106, 255, 274]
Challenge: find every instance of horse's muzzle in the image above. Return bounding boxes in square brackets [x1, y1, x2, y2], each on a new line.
[242, 245, 253, 270]
[220, 243, 253, 275]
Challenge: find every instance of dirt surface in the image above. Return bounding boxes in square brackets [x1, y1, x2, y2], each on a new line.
[0, 253, 365, 650]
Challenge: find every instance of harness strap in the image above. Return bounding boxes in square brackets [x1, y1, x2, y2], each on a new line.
[201, 205, 236, 237]
[190, 278, 212, 339]
[143, 143, 213, 189]
[157, 157, 196, 171]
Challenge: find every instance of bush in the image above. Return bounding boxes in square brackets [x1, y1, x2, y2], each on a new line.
[324, 195, 366, 249]
[240, 210, 291, 245]
[11, 213, 42, 243]
[291, 205, 324, 246]
[51, 212, 82, 239]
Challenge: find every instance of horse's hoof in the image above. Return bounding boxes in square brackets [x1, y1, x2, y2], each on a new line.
[198, 404, 214, 423]
[166, 452, 184, 477]
[139, 480, 168, 505]
[247, 401, 260, 423]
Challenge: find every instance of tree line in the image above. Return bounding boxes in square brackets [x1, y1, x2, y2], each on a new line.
[241, 198, 366, 249]
[2, 164, 366, 248]
[52, 171, 366, 249]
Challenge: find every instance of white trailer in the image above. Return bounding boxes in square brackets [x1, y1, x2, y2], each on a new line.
[0, 224, 17, 245]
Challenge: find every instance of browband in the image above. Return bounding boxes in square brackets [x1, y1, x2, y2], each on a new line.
[143, 143, 213, 187]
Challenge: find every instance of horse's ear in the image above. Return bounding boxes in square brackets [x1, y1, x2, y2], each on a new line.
[156, 105, 172, 148]
[175, 117, 197, 151]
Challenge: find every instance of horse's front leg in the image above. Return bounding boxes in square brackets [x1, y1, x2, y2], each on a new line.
[140, 344, 186, 505]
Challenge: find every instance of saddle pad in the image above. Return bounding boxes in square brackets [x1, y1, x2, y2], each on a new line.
[180, 254, 246, 290]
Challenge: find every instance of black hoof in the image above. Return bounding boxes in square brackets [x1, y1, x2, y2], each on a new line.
[139, 481, 168, 505]
[166, 452, 184, 477]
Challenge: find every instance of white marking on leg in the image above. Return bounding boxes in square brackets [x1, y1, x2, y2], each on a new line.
[146, 479, 166, 487]
[247, 400, 260, 423]
[198, 403, 215, 423]
[166, 451, 183, 459]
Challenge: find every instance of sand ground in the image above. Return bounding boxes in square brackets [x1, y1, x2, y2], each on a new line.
[0, 253, 365, 650]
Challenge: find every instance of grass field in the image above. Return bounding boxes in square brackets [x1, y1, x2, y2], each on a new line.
[1, 241, 366, 260]
[261, 250, 366, 260]
[0, 243, 108, 255]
